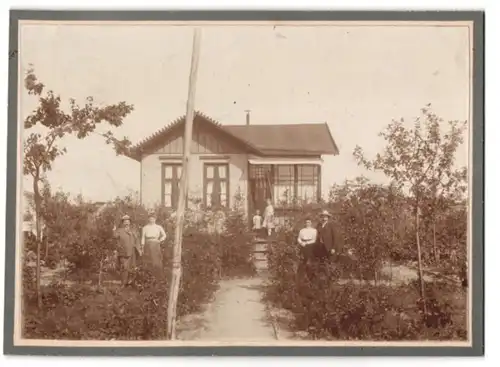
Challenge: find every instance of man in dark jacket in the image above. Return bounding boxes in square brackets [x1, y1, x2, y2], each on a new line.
[315, 209, 343, 264]
[112, 215, 140, 287]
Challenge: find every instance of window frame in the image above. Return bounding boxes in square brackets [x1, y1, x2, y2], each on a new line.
[273, 164, 296, 206]
[161, 162, 183, 209]
[203, 163, 230, 209]
[271, 163, 322, 208]
[295, 164, 321, 205]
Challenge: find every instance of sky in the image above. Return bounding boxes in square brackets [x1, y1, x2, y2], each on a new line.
[19, 22, 471, 202]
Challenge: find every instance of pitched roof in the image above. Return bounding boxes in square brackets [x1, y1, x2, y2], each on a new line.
[128, 111, 339, 160]
[224, 123, 339, 156]
[128, 111, 261, 160]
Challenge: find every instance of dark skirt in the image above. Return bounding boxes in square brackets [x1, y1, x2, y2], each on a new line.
[143, 239, 163, 270]
[300, 244, 315, 263]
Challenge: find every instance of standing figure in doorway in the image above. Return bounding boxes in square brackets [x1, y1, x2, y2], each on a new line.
[262, 198, 275, 237]
[252, 209, 263, 237]
[113, 215, 141, 288]
[141, 211, 167, 274]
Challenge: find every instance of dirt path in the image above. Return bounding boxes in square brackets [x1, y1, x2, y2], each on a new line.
[175, 262, 446, 341]
[176, 240, 288, 341]
[177, 276, 287, 341]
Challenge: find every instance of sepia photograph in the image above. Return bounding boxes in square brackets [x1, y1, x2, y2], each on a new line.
[4, 11, 484, 356]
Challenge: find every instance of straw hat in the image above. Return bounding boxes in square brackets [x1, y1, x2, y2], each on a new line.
[121, 214, 131, 222]
[319, 209, 332, 217]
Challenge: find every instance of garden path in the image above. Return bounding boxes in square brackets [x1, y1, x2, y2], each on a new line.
[176, 240, 445, 341]
[176, 240, 295, 341]
[177, 277, 279, 341]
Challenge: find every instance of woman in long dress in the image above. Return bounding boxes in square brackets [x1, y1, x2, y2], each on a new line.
[141, 211, 167, 273]
[262, 198, 275, 237]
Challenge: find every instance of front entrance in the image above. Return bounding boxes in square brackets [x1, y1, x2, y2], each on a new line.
[248, 164, 273, 220]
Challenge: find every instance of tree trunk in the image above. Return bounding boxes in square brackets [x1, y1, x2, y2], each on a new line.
[415, 206, 427, 316]
[432, 221, 439, 263]
[390, 221, 396, 284]
[44, 238, 49, 262]
[33, 175, 42, 309]
[98, 258, 104, 290]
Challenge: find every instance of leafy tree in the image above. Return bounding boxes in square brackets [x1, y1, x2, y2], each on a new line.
[38, 182, 93, 268]
[329, 177, 395, 282]
[420, 166, 467, 264]
[23, 66, 134, 308]
[353, 105, 467, 314]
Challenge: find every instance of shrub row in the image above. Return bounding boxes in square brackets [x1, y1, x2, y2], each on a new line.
[264, 240, 467, 341]
[22, 195, 256, 340]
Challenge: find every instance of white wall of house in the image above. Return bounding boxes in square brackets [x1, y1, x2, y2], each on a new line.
[137, 120, 337, 215]
[140, 152, 248, 214]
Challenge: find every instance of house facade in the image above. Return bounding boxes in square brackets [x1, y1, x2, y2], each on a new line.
[127, 111, 339, 218]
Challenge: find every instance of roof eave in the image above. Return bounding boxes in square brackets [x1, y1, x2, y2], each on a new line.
[324, 122, 340, 155]
[124, 111, 264, 160]
[125, 149, 142, 162]
[258, 149, 339, 156]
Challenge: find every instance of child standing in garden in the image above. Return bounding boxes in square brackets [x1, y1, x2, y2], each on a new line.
[252, 209, 263, 237]
[262, 198, 275, 237]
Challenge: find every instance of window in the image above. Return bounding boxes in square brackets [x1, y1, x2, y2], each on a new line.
[258, 164, 321, 207]
[296, 165, 320, 204]
[273, 165, 295, 205]
[204, 163, 230, 209]
[162, 163, 182, 208]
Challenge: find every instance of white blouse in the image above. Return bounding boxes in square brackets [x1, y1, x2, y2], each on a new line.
[298, 227, 317, 246]
[141, 224, 167, 245]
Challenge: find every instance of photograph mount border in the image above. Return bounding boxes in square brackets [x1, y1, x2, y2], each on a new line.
[4, 9, 485, 357]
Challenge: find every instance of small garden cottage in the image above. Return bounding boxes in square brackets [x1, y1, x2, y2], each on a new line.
[126, 111, 339, 218]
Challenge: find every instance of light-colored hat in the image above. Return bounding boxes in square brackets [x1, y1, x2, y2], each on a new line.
[319, 210, 332, 217]
[121, 214, 131, 221]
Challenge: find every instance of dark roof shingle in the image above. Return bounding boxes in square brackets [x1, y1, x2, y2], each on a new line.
[128, 111, 339, 160]
[224, 123, 339, 156]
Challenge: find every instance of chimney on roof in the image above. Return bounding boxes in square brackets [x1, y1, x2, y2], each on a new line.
[245, 110, 251, 126]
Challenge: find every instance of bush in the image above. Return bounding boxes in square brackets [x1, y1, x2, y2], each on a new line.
[263, 181, 468, 341]
[264, 240, 467, 341]
[22, 191, 256, 340]
[218, 209, 256, 277]
[24, 228, 222, 340]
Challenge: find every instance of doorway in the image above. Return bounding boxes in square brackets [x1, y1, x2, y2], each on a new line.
[248, 164, 273, 219]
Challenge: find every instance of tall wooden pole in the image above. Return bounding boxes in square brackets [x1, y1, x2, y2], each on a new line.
[166, 28, 202, 340]
[415, 204, 427, 316]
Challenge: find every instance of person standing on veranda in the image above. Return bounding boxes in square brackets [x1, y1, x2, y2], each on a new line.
[112, 215, 141, 287]
[141, 211, 167, 273]
[262, 198, 275, 237]
[252, 209, 263, 237]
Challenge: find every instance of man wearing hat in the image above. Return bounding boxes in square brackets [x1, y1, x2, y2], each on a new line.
[315, 209, 343, 263]
[113, 214, 140, 287]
